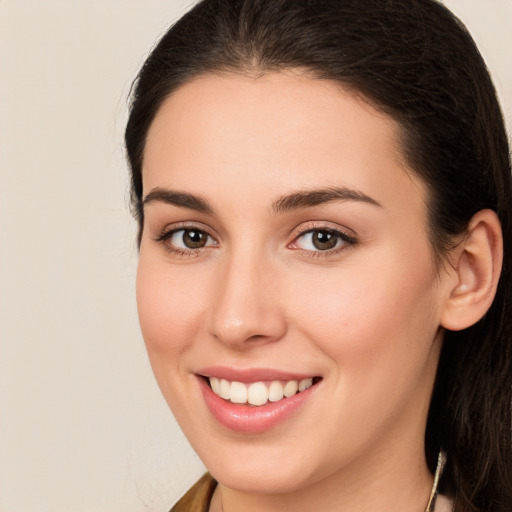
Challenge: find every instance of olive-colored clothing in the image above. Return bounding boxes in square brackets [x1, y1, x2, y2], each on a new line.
[170, 473, 216, 512]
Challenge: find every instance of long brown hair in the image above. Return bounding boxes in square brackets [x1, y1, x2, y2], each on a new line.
[125, 1, 512, 510]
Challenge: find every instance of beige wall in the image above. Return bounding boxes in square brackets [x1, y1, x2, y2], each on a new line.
[0, 1, 510, 511]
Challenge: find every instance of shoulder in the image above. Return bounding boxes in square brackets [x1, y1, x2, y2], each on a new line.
[170, 473, 217, 512]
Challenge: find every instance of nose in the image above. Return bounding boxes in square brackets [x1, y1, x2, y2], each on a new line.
[208, 249, 287, 349]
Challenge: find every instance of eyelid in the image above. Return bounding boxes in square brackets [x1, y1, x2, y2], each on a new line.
[287, 221, 358, 256]
[153, 221, 220, 256]
[153, 221, 218, 241]
[288, 221, 357, 243]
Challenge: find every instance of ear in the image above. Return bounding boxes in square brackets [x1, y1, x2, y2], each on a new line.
[440, 209, 503, 331]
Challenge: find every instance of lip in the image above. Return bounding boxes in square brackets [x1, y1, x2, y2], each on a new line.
[196, 369, 321, 433]
[198, 366, 317, 383]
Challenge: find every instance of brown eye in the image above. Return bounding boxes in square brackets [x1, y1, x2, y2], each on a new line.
[310, 230, 339, 250]
[161, 228, 216, 251]
[182, 229, 208, 248]
[291, 228, 357, 254]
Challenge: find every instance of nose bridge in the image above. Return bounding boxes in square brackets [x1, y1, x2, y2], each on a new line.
[208, 243, 286, 348]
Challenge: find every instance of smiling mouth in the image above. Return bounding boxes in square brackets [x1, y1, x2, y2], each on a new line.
[205, 376, 322, 407]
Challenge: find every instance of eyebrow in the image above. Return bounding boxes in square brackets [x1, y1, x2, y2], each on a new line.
[142, 188, 213, 214]
[142, 185, 381, 215]
[272, 187, 382, 213]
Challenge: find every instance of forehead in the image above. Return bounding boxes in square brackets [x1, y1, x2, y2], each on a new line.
[142, 71, 425, 215]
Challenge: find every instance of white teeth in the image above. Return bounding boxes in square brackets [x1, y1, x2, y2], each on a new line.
[219, 379, 230, 399]
[229, 381, 247, 403]
[210, 377, 220, 394]
[268, 381, 284, 402]
[299, 378, 313, 392]
[208, 377, 315, 406]
[247, 382, 268, 406]
[283, 380, 298, 397]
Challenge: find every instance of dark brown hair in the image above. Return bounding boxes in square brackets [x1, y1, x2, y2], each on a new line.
[125, 1, 512, 510]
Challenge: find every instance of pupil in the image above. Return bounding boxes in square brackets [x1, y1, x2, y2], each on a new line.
[312, 230, 337, 250]
[183, 230, 206, 248]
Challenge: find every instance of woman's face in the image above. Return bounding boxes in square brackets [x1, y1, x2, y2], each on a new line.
[137, 72, 451, 494]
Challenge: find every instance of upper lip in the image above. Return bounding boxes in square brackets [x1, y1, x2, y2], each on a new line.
[197, 366, 320, 383]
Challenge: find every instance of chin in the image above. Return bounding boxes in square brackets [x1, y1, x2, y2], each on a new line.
[208, 459, 319, 495]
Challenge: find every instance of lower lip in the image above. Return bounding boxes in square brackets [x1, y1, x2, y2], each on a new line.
[198, 377, 318, 433]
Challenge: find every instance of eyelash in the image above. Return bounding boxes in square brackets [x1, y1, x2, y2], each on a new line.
[154, 223, 358, 259]
[288, 224, 358, 259]
[154, 224, 217, 258]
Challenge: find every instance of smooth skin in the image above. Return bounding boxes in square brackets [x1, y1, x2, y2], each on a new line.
[137, 71, 502, 512]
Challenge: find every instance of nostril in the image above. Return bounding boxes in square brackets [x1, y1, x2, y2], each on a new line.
[246, 333, 273, 343]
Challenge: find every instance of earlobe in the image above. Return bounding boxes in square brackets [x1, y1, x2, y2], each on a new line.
[440, 209, 503, 331]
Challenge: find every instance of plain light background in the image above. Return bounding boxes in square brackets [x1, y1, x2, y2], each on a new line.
[0, 1, 510, 511]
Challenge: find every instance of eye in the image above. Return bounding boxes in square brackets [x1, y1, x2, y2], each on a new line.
[171, 229, 214, 249]
[290, 228, 357, 253]
[156, 227, 217, 253]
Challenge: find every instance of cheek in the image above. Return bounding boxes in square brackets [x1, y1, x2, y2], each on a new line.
[136, 255, 206, 362]
[290, 253, 441, 382]
[286, 258, 442, 464]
